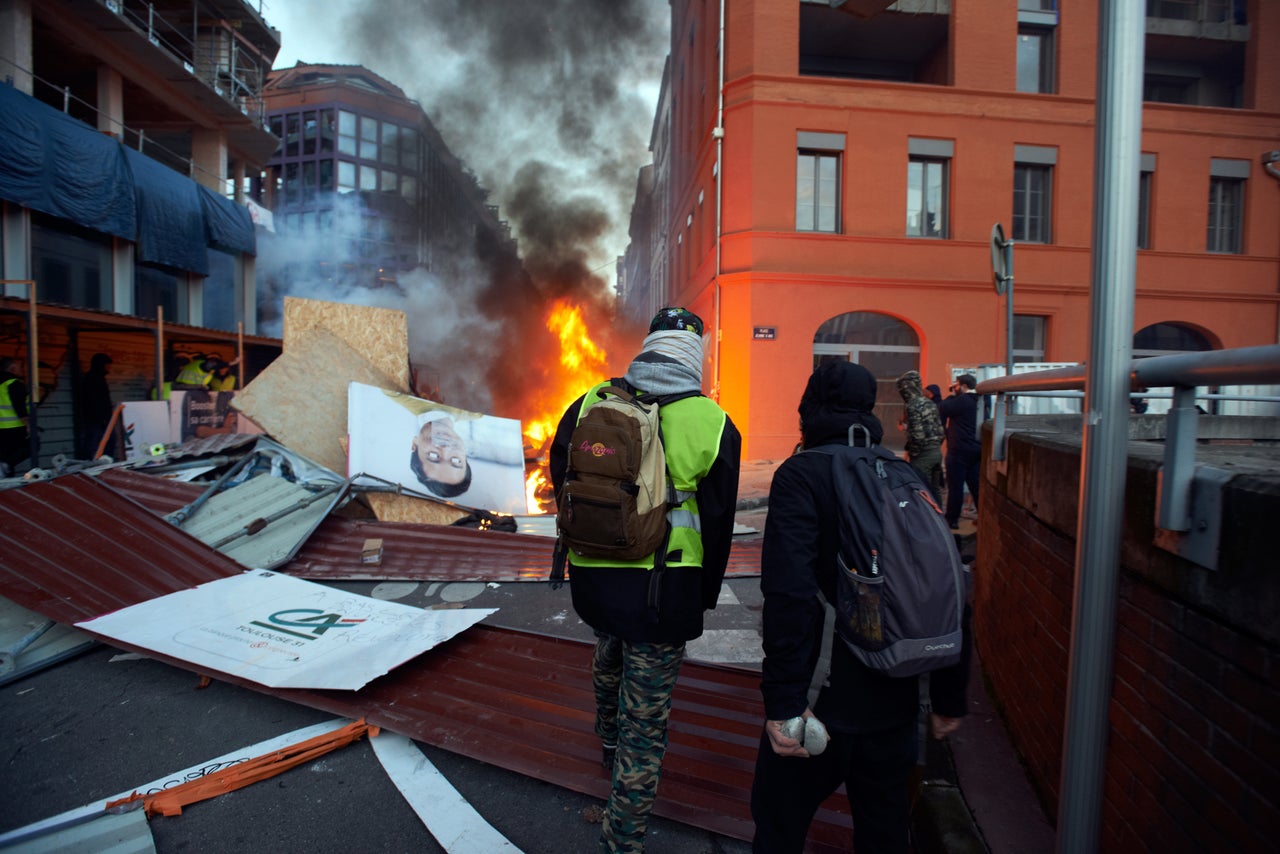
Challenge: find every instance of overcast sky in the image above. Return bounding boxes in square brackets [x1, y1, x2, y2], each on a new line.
[261, 0, 669, 292]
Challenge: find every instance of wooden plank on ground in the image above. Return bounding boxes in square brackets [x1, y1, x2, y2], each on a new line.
[232, 328, 400, 475]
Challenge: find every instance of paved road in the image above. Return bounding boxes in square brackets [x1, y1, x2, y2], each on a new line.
[0, 553, 768, 853]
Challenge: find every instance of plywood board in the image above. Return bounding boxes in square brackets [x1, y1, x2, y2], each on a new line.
[364, 492, 471, 526]
[282, 297, 409, 392]
[231, 329, 400, 474]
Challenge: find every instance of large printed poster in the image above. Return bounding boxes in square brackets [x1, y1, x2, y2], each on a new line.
[76, 569, 496, 690]
[121, 400, 171, 461]
[346, 382, 527, 514]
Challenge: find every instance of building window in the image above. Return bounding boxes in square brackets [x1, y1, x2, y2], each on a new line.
[285, 113, 300, 157]
[359, 117, 378, 161]
[30, 213, 112, 311]
[337, 160, 356, 194]
[1017, 26, 1055, 93]
[907, 139, 952, 238]
[1138, 155, 1154, 250]
[797, 152, 839, 233]
[1013, 146, 1055, 243]
[1013, 315, 1047, 363]
[796, 132, 845, 234]
[1013, 164, 1052, 243]
[338, 111, 357, 157]
[1017, 3, 1057, 94]
[1207, 177, 1243, 253]
[381, 123, 399, 167]
[302, 111, 317, 156]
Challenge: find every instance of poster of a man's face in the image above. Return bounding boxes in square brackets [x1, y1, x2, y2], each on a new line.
[347, 382, 526, 514]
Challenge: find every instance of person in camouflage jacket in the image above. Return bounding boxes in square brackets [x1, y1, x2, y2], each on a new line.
[896, 370, 944, 504]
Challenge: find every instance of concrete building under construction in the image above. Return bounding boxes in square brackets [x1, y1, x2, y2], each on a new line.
[0, 0, 285, 466]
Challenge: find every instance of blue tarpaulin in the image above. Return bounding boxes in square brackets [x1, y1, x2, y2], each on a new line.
[123, 146, 209, 275]
[198, 184, 255, 255]
[0, 82, 135, 240]
[0, 83, 256, 271]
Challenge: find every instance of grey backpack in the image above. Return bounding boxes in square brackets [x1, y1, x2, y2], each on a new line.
[810, 427, 967, 677]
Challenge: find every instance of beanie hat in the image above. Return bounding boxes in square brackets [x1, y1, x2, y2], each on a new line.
[798, 361, 884, 448]
[648, 306, 704, 336]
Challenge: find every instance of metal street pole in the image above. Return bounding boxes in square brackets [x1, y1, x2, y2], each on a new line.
[1005, 237, 1014, 378]
[1056, 2, 1145, 852]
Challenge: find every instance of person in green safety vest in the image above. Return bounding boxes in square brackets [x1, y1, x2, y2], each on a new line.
[0, 357, 31, 477]
[548, 307, 741, 854]
[205, 356, 237, 392]
[173, 353, 214, 389]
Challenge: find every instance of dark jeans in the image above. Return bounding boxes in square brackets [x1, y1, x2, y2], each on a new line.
[944, 449, 981, 527]
[0, 426, 28, 471]
[750, 720, 917, 854]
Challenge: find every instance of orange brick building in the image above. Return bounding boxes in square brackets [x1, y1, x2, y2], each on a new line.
[637, 0, 1280, 459]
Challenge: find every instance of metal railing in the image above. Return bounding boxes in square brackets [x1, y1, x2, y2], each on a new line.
[978, 343, 1280, 547]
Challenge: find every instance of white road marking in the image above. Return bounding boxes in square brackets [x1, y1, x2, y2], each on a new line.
[371, 731, 521, 853]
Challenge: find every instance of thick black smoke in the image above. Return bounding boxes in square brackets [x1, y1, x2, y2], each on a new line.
[335, 0, 666, 416]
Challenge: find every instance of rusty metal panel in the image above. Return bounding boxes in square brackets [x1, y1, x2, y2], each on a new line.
[93, 468, 764, 582]
[0, 475, 846, 849]
[97, 468, 202, 515]
[287, 520, 762, 582]
[0, 475, 242, 619]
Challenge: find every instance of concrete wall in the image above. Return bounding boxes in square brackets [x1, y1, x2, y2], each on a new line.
[975, 419, 1279, 851]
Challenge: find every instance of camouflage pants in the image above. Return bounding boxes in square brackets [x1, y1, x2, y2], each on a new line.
[592, 633, 686, 853]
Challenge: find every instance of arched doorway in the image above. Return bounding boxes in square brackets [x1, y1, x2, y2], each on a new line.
[812, 312, 920, 452]
[1133, 322, 1214, 358]
[1133, 321, 1216, 414]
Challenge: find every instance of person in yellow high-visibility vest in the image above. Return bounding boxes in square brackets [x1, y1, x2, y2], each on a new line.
[548, 307, 741, 854]
[206, 356, 237, 392]
[0, 357, 31, 476]
[173, 353, 213, 389]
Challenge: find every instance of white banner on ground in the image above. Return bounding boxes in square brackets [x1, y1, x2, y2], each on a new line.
[76, 569, 495, 690]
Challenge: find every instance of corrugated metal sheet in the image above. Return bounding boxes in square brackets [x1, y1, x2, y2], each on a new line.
[288, 520, 761, 582]
[96, 469, 764, 583]
[176, 474, 346, 570]
[0, 474, 848, 850]
[98, 468, 202, 514]
[0, 475, 245, 616]
[158, 431, 260, 460]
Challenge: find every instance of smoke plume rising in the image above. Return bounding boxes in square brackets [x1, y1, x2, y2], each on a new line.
[262, 1, 669, 421]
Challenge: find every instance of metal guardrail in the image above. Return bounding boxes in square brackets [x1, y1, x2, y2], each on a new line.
[977, 343, 1280, 569]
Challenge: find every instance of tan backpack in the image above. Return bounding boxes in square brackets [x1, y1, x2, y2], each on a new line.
[556, 385, 675, 562]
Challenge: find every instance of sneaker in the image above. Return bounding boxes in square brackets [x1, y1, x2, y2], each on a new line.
[601, 744, 617, 770]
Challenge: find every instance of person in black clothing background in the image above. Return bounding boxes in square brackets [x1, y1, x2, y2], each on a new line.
[77, 352, 115, 460]
[751, 361, 968, 854]
[937, 373, 981, 530]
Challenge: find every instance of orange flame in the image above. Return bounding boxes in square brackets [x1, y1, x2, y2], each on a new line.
[523, 299, 611, 514]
